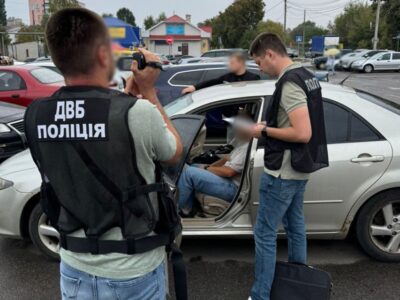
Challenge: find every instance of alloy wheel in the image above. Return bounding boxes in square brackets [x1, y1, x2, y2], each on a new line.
[37, 214, 60, 255]
[369, 201, 400, 254]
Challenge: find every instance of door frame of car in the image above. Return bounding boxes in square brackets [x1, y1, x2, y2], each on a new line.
[181, 96, 265, 236]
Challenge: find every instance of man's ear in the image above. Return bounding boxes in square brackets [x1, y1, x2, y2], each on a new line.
[97, 45, 109, 68]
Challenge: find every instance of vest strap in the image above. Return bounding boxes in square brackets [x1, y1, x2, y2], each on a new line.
[59, 233, 171, 255]
[125, 183, 167, 200]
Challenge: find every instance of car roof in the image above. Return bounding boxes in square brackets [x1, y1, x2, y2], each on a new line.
[204, 48, 244, 53]
[0, 64, 41, 71]
[190, 80, 356, 105]
[26, 61, 56, 67]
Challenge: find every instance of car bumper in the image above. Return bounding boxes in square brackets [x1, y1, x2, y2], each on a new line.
[351, 64, 364, 70]
[0, 185, 32, 238]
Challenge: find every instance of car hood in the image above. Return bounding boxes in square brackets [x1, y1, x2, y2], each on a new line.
[0, 102, 25, 123]
[0, 149, 36, 177]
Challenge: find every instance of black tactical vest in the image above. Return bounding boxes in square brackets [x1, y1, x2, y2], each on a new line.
[24, 86, 181, 255]
[264, 66, 329, 173]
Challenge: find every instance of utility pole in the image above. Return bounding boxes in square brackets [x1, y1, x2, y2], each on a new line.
[372, 0, 382, 50]
[283, 0, 287, 33]
[302, 9, 306, 57]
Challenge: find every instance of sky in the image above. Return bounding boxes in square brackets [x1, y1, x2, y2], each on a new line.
[6, 0, 353, 30]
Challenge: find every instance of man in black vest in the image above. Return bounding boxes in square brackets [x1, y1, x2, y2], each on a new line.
[247, 33, 329, 300]
[24, 8, 184, 300]
[181, 52, 260, 95]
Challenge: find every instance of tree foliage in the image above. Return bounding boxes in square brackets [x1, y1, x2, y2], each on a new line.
[331, 3, 374, 49]
[207, 0, 265, 48]
[15, 25, 44, 43]
[156, 12, 167, 23]
[380, 0, 400, 49]
[290, 21, 328, 46]
[0, 0, 6, 26]
[116, 7, 136, 26]
[143, 16, 156, 30]
[48, 0, 80, 14]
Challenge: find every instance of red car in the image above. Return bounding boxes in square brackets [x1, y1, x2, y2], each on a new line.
[0, 65, 64, 107]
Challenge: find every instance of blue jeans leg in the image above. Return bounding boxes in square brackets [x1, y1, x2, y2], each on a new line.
[60, 261, 166, 300]
[251, 173, 308, 300]
[177, 166, 238, 210]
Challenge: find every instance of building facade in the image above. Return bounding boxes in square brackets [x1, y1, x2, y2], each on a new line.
[28, 0, 45, 26]
[142, 14, 211, 57]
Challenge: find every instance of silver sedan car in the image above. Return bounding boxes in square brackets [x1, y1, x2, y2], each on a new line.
[352, 51, 400, 73]
[0, 81, 400, 262]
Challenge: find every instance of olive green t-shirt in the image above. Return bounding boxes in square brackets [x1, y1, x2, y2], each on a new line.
[60, 100, 177, 279]
[264, 63, 310, 180]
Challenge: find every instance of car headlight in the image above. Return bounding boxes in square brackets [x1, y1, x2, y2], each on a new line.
[0, 123, 11, 133]
[0, 177, 14, 190]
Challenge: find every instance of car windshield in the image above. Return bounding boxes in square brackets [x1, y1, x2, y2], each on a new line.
[164, 94, 194, 116]
[30, 68, 64, 84]
[357, 91, 400, 115]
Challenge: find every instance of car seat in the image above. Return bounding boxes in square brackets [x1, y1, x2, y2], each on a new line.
[196, 193, 230, 217]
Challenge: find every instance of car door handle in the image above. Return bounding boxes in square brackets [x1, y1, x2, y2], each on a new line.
[11, 94, 20, 99]
[351, 155, 385, 163]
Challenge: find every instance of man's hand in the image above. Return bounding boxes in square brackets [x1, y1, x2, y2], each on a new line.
[182, 85, 196, 95]
[130, 48, 161, 97]
[250, 122, 267, 138]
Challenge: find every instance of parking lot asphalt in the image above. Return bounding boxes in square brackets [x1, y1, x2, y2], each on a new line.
[1, 70, 400, 300]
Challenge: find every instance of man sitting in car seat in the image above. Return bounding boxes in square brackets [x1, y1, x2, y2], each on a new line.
[178, 113, 253, 217]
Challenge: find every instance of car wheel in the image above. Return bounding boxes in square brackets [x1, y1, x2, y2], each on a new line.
[363, 64, 374, 73]
[356, 190, 400, 262]
[29, 203, 60, 261]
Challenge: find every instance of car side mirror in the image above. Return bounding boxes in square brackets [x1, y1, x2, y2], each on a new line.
[116, 57, 134, 71]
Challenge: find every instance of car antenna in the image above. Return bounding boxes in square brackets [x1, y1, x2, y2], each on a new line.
[339, 72, 353, 86]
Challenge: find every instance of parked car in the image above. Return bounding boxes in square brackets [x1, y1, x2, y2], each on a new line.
[201, 49, 249, 59]
[0, 102, 26, 162]
[26, 61, 61, 74]
[286, 48, 299, 58]
[351, 51, 400, 73]
[340, 50, 387, 70]
[0, 65, 64, 107]
[313, 49, 353, 70]
[1, 81, 400, 262]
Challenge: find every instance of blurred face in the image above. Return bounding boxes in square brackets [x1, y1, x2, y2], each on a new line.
[229, 56, 245, 74]
[253, 49, 279, 77]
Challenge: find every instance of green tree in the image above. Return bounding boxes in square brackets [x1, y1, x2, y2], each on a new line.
[156, 12, 166, 23]
[205, 0, 265, 48]
[15, 25, 43, 43]
[116, 7, 136, 26]
[48, 0, 80, 14]
[240, 20, 288, 49]
[0, 0, 6, 26]
[381, 0, 400, 49]
[144, 16, 156, 30]
[331, 3, 374, 49]
[289, 21, 328, 48]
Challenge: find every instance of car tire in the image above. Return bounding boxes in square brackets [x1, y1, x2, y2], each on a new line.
[29, 203, 60, 261]
[356, 190, 400, 262]
[363, 64, 374, 73]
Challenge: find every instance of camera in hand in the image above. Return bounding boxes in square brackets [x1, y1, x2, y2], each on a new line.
[132, 52, 163, 71]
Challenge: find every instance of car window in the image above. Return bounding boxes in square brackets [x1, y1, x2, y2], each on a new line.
[202, 52, 215, 58]
[30, 68, 64, 84]
[202, 68, 228, 81]
[323, 101, 349, 144]
[248, 68, 269, 80]
[323, 100, 381, 144]
[169, 70, 204, 86]
[392, 53, 400, 60]
[379, 53, 391, 60]
[350, 114, 380, 142]
[0, 71, 25, 91]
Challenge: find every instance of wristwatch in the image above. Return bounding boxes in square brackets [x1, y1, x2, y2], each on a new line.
[261, 126, 268, 138]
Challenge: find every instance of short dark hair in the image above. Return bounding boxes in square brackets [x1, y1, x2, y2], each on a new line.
[230, 52, 246, 64]
[249, 33, 287, 57]
[45, 8, 109, 77]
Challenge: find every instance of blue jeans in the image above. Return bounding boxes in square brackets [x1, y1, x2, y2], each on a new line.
[251, 173, 308, 300]
[178, 166, 238, 210]
[60, 261, 166, 300]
